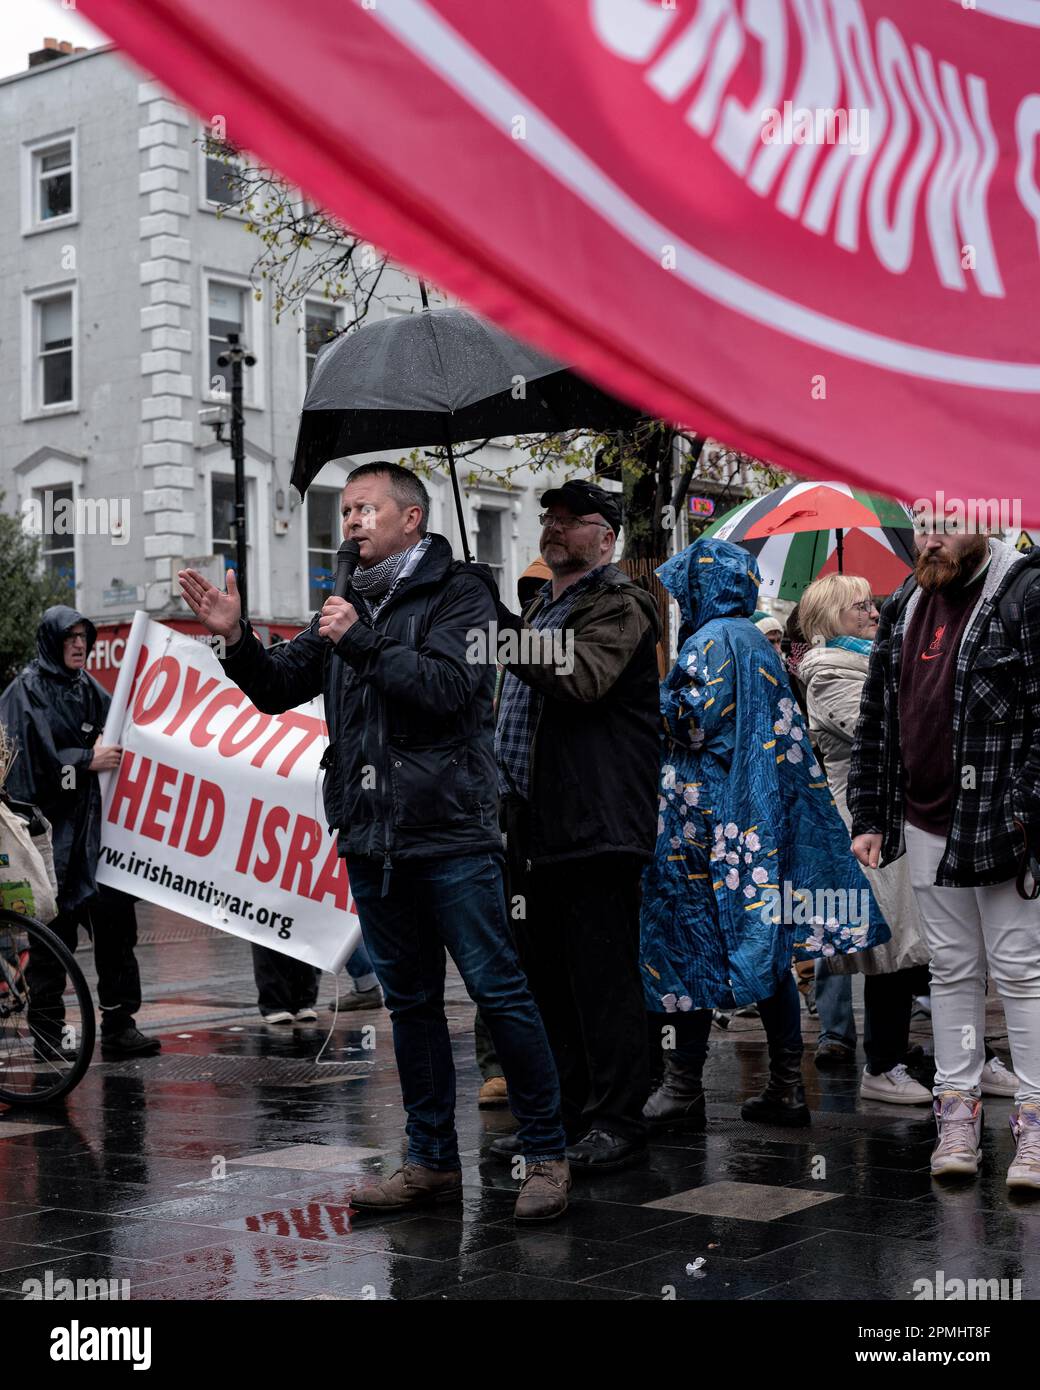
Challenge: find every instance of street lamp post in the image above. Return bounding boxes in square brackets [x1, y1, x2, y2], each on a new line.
[217, 332, 256, 619]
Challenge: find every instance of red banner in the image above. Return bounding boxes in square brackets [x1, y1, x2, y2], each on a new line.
[80, 0, 1040, 519]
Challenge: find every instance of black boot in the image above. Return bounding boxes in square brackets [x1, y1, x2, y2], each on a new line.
[642, 1054, 706, 1128]
[741, 1047, 811, 1126]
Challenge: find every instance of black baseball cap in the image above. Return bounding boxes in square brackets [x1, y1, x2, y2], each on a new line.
[539, 480, 622, 534]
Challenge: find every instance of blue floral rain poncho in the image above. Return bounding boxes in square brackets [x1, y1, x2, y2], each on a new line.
[640, 538, 889, 1011]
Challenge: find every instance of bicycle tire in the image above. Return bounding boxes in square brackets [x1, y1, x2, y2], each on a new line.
[0, 910, 96, 1105]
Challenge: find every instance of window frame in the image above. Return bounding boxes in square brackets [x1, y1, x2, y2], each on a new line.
[22, 282, 78, 419]
[299, 463, 349, 617]
[15, 453, 86, 599]
[197, 131, 250, 218]
[300, 297, 344, 400]
[201, 270, 265, 410]
[22, 129, 78, 235]
[471, 493, 514, 598]
[31, 482, 78, 595]
[304, 483, 345, 613]
[202, 456, 271, 617]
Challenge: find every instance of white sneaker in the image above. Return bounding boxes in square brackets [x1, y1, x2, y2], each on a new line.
[860, 1064, 932, 1106]
[261, 1010, 294, 1024]
[294, 1007, 318, 1023]
[981, 1057, 1019, 1097]
[1007, 1103, 1040, 1191]
[931, 1092, 983, 1176]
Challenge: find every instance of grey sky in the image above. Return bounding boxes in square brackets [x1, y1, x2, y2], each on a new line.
[0, 0, 111, 80]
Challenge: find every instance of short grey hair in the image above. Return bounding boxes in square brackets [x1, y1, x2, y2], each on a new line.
[345, 462, 430, 534]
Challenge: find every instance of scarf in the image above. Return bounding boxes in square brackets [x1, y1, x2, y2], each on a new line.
[351, 537, 430, 616]
[827, 634, 873, 656]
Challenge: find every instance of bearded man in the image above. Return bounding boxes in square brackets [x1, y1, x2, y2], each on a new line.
[848, 512, 1040, 1190]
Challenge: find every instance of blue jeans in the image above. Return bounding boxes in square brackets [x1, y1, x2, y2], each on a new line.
[815, 958, 857, 1050]
[345, 942, 376, 988]
[346, 852, 566, 1170]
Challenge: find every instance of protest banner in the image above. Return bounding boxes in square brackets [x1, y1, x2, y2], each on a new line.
[79, 0, 1040, 520]
[96, 615, 360, 973]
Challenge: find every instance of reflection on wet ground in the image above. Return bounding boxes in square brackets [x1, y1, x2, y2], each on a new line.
[2, 907, 1038, 1300]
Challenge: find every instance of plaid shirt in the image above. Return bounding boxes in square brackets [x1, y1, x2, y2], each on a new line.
[495, 566, 607, 798]
[848, 541, 1040, 887]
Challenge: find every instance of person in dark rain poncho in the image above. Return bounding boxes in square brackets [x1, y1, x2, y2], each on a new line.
[0, 606, 160, 1058]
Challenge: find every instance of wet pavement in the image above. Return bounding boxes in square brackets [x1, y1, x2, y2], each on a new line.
[2, 906, 1039, 1302]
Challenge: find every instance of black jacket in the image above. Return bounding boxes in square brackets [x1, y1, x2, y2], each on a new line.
[221, 533, 501, 867]
[0, 605, 109, 911]
[498, 565, 661, 864]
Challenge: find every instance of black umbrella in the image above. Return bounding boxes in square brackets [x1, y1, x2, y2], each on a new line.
[290, 306, 638, 561]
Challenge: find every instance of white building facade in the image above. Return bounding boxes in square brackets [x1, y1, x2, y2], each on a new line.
[0, 43, 597, 645]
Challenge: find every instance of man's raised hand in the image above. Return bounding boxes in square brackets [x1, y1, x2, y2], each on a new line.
[178, 568, 242, 641]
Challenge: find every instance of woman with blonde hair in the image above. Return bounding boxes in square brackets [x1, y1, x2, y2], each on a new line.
[798, 573, 936, 1103]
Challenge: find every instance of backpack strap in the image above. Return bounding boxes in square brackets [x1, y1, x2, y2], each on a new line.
[995, 558, 1040, 641]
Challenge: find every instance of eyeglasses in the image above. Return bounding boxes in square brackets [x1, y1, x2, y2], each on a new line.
[847, 599, 874, 615]
[539, 513, 611, 532]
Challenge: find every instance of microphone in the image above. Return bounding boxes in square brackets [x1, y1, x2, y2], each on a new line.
[333, 539, 362, 600]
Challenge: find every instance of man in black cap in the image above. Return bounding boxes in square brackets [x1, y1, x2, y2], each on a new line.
[492, 481, 660, 1169]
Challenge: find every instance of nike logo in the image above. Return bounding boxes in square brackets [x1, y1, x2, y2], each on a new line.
[921, 624, 946, 660]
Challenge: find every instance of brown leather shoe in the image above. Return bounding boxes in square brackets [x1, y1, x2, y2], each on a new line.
[478, 1076, 509, 1109]
[349, 1163, 462, 1211]
[513, 1158, 571, 1223]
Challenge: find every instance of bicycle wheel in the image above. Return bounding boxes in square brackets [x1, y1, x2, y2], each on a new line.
[0, 910, 95, 1105]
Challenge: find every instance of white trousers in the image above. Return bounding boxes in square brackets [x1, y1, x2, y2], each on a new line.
[904, 823, 1040, 1104]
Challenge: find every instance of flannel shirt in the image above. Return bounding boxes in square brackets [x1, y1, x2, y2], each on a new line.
[495, 565, 607, 798]
[847, 540, 1040, 886]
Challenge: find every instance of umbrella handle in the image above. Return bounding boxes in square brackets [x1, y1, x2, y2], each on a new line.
[443, 435, 473, 564]
[836, 526, 844, 574]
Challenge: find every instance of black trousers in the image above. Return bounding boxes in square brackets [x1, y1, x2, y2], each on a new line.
[863, 963, 930, 1075]
[29, 886, 143, 1038]
[251, 943, 320, 1014]
[504, 796, 650, 1143]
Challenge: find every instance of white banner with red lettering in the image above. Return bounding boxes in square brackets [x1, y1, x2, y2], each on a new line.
[95, 614, 361, 973]
[79, 0, 1040, 520]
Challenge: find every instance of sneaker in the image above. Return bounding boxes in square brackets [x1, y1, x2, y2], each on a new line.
[294, 1007, 318, 1023]
[261, 1010, 294, 1024]
[911, 994, 932, 1020]
[981, 1056, 1019, 1097]
[328, 986, 383, 1013]
[930, 1092, 982, 1177]
[1007, 1103, 1040, 1191]
[860, 1064, 932, 1106]
[100, 1026, 162, 1059]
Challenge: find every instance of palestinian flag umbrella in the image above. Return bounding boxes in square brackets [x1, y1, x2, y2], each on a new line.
[702, 482, 916, 601]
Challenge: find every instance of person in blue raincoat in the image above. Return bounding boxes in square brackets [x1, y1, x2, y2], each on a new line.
[640, 538, 889, 1128]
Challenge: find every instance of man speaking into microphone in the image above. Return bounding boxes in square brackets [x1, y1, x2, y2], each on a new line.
[178, 462, 570, 1222]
